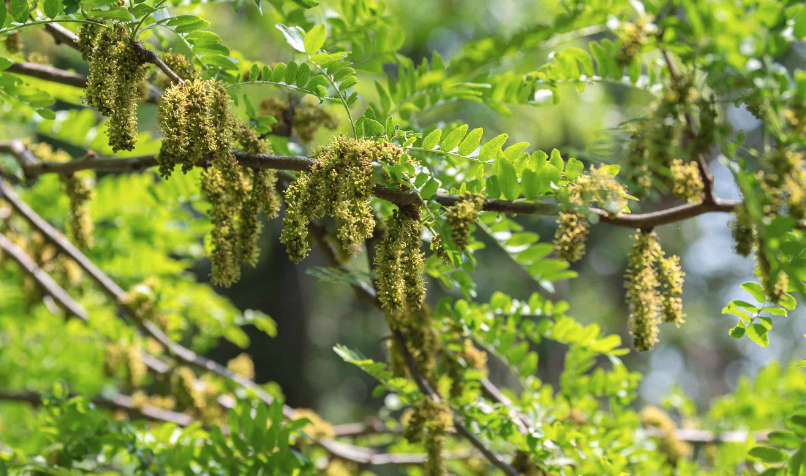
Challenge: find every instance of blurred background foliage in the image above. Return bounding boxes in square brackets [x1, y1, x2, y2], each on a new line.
[1, 0, 805, 462]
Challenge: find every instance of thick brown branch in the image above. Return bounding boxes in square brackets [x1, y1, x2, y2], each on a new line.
[7, 62, 88, 89]
[0, 140, 740, 229]
[44, 23, 81, 51]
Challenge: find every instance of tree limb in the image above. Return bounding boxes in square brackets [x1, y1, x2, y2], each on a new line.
[0, 140, 741, 229]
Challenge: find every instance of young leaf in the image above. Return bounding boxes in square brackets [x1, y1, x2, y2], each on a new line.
[275, 23, 306, 53]
[296, 63, 310, 87]
[43, 0, 63, 19]
[422, 129, 441, 150]
[304, 24, 326, 55]
[440, 124, 468, 152]
[457, 127, 483, 156]
[285, 61, 298, 84]
[499, 157, 519, 201]
[479, 134, 508, 162]
[10, 0, 28, 23]
[272, 63, 287, 82]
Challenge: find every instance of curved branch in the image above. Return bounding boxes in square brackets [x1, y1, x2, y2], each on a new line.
[0, 140, 740, 229]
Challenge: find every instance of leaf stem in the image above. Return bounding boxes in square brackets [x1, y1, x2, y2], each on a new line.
[0, 19, 107, 35]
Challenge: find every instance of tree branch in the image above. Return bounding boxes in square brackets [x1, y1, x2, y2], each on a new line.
[0, 140, 740, 229]
[0, 232, 89, 321]
[0, 389, 196, 426]
[7, 62, 88, 89]
[131, 41, 184, 85]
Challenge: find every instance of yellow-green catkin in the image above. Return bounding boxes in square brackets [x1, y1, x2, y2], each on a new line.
[553, 165, 626, 262]
[4, 32, 22, 55]
[63, 174, 94, 249]
[281, 137, 401, 263]
[512, 450, 547, 476]
[375, 208, 425, 311]
[236, 123, 280, 218]
[84, 23, 126, 116]
[670, 159, 704, 203]
[226, 353, 255, 380]
[659, 255, 685, 326]
[554, 212, 589, 262]
[445, 193, 484, 251]
[730, 205, 756, 257]
[154, 51, 196, 89]
[108, 45, 150, 152]
[259, 96, 338, 143]
[430, 234, 451, 264]
[640, 406, 691, 465]
[403, 398, 452, 476]
[625, 231, 662, 351]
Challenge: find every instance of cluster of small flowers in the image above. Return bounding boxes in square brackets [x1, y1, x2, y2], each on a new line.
[292, 409, 335, 439]
[170, 367, 226, 425]
[104, 342, 147, 388]
[4, 32, 22, 55]
[386, 307, 439, 383]
[79, 22, 150, 152]
[375, 207, 425, 311]
[28, 142, 95, 249]
[670, 160, 704, 203]
[154, 51, 197, 89]
[443, 334, 488, 398]
[512, 450, 547, 476]
[624, 78, 713, 201]
[625, 231, 685, 351]
[130, 391, 177, 411]
[119, 277, 165, 326]
[640, 406, 691, 464]
[445, 193, 484, 252]
[158, 80, 278, 286]
[281, 137, 401, 263]
[402, 397, 452, 476]
[553, 166, 627, 262]
[616, 17, 655, 67]
[226, 353, 255, 380]
[259, 96, 338, 143]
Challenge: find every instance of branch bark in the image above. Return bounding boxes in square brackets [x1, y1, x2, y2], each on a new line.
[0, 140, 740, 229]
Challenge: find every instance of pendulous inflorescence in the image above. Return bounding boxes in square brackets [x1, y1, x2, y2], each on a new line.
[402, 397, 452, 476]
[156, 79, 278, 287]
[259, 96, 338, 143]
[554, 165, 627, 262]
[280, 137, 402, 263]
[445, 193, 484, 252]
[624, 231, 687, 351]
[79, 22, 150, 152]
[375, 207, 425, 311]
[625, 231, 663, 351]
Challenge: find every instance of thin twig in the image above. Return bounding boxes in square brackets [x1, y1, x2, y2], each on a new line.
[131, 41, 184, 85]
[0, 140, 740, 230]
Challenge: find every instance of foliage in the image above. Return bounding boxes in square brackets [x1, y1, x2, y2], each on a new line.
[2, 0, 806, 475]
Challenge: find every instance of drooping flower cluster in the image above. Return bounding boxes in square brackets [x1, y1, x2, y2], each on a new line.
[444, 335, 488, 398]
[4, 32, 22, 55]
[104, 343, 147, 388]
[659, 255, 685, 326]
[730, 205, 756, 257]
[157, 79, 276, 286]
[259, 96, 338, 143]
[625, 231, 663, 352]
[623, 78, 713, 200]
[670, 159, 704, 203]
[292, 409, 335, 439]
[640, 406, 691, 464]
[170, 367, 226, 425]
[79, 22, 150, 152]
[28, 143, 95, 249]
[758, 149, 806, 222]
[624, 230, 688, 351]
[554, 166, 627, 262]
[120, 277, 164, 326]
[616, 17, 654, 67]
[154, 51, 197, 89]
[281, 137, 402, 263]
[375, 207, 425, 311]
[402, 397, 452, 476]
[445, 193, 484, 252]
[226, 353, 255, 380]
